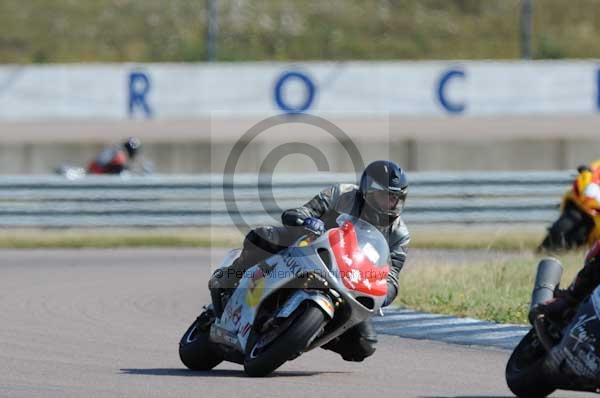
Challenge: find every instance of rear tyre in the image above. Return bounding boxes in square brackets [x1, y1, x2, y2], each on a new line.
[542, 214, 575, 251]
[506, 329, 555, 398]
[540, 204, 590, 251]
[179, 315, 223, 371]
[244, 303, 325, 377]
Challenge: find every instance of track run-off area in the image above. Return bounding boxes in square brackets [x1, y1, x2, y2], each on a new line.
[0, 248, 595, 398]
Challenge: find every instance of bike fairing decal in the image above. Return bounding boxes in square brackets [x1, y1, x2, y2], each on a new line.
[232, 305, 242, 327]
[559, 314, 600, 378]
[246, 266, 267, 307]
[328, 221, 389, 296]
[240, 323, 252, 337]
[224, 303, 243, 327]
[547, 292, 600, 378]
[569, 315, 598, 353]
[210, 326, 239, 346]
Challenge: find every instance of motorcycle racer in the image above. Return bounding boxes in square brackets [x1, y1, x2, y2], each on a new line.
[87, 137, 142, 175]
[209, 160, 410, 362]
[539, 161, 600, 251]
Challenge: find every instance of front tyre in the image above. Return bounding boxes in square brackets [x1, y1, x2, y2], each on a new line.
[179, 316, 223, 371]
[506, 329, 555, 398]
[244, 303, 326, 377]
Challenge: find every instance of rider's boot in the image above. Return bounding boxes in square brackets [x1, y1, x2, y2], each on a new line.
[208, 256, 250, 318]
[321, 321, 377, 362]
[196, 305, 217, 331]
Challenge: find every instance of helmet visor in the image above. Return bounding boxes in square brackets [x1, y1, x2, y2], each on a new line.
[364, 178, 407, 216]
[372, 190, 405, 212]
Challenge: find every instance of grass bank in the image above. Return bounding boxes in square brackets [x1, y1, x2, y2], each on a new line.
[2, 0, 599, 62]
[0, 225, 546, 250]
[409, 225, 545, 251]
[0, 228, 243, 249]
[397, 251, 586, 324]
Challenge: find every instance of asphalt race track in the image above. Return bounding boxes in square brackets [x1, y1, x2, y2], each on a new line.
[0, 249, 596, 398]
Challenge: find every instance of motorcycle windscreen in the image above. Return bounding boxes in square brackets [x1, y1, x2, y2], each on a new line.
[327, 216, 390, 296]
[557, 287, 600, 379]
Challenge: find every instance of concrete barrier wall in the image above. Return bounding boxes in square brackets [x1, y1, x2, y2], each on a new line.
[1, 61, 599, 173]
[1, 115, 599, 173]
[1, 135, 599, 174]
[1, 116, 600, 174]
[1, 61, 599, 120]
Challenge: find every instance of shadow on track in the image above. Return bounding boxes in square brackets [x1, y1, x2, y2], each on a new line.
[421, 396, 514, 398]
[120, 368, 350, 378]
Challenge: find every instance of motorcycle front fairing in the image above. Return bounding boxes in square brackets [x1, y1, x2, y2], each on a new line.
[211, 214, 391, 354]
[305, 215, 391, 350]
[548, 285, 600, 390]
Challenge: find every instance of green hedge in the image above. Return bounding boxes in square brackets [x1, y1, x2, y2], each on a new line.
[1, 0, 598, 63]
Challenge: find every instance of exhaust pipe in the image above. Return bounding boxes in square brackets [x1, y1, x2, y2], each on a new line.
[529, 257, 563, 318]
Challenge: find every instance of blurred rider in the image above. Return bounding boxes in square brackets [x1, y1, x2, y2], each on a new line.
[87, 137, 142, 175]
[209, 160, 410, 362]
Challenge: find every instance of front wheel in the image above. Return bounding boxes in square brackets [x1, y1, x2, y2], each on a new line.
[506, 329, 555, 398]
[244, 303, 326, 377]
[179, 314, 223, 371]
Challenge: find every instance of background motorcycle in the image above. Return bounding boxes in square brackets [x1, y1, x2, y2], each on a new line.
[540, 167, 600, 251]
[54, 160, 154, 179]
[506, 257, 600, 397]
[178, 214, 390, 377]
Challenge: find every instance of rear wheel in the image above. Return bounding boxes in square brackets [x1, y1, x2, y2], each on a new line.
[540, 204, 592, 251]
[244, 303, 325, 377]
[506, 329, 555, 398]
[179, 313, 223, 371]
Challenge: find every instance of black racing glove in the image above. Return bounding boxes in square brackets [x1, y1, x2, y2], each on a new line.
[532, 289, 578, 324]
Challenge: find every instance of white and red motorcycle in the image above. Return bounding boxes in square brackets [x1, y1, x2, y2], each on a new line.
[179, 214, 390, 377]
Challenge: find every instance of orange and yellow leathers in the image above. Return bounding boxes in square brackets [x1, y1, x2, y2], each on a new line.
[564, 161, 600, 245]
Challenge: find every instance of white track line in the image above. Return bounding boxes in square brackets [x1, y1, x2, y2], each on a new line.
[375, 308, 529, 350]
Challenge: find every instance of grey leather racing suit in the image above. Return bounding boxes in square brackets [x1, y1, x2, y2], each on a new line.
[281, 183, 410, 306]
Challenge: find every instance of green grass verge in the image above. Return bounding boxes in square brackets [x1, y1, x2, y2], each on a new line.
[397, 251, 587, 324]
[0, 228, 243, 249]
[409, 225, 545, 251]
[0, 225, 546, 250]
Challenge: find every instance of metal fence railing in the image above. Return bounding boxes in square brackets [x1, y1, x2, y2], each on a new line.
[0, 172, 573, 227]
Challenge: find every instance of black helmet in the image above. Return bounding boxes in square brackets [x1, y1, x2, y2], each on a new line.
[359, 160, 408, 221]
[123, 137, 142, 159]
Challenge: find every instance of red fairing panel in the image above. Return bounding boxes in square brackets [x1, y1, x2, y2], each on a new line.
[328, 221, 389, 296]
